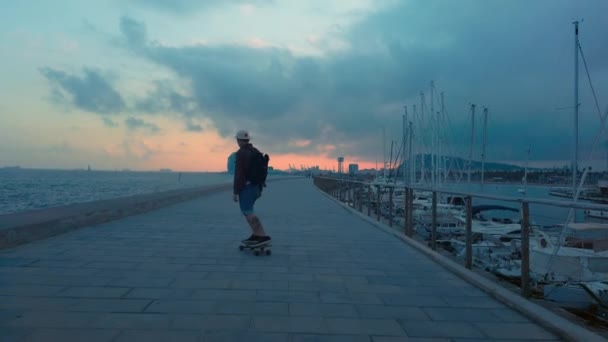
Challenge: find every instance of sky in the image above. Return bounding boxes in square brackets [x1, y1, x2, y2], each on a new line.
[1, 0, 608, 172]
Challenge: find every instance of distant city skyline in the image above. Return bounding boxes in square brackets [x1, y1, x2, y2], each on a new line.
[1, 1, 607, 172]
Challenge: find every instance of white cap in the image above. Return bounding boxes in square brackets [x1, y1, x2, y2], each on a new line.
[235, 130, 251, 140]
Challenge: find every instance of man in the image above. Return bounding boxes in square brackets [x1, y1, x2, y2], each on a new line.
[233, 129, 271, 246]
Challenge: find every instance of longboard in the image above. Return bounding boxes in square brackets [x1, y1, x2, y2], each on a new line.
[239, 242, 272, 256]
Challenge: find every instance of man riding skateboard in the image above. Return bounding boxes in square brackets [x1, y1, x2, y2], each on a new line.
[232, 129, 271, 247]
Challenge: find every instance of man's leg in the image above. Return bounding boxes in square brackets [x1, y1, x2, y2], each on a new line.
[246, 213, 267, 236]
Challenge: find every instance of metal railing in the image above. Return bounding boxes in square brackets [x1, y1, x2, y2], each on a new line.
[313, 175, 608, 298]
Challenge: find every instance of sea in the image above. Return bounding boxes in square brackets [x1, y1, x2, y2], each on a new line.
[0, 168, 234, 215]
[1, 168, 607, 234]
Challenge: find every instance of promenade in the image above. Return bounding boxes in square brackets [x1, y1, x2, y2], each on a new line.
[0, 178, 569, 341]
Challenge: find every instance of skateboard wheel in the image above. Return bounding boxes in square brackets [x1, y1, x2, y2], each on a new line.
[239, 245, 244, 251]
[254, 250, 260, 256]
[266, 250, 271, 256]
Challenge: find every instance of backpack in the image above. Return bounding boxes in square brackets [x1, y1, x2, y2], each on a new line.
[247, 147, 270, 186]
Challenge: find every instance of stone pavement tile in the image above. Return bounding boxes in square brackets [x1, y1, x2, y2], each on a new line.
[202, 332, 289, 342]
[145, 299, 215, 314]
[171, 278, 233, 289]
[108, 276, 175, 288]
[252, 316, 327, 334]
[257, 290, 321, 303]
[325, 318, 405, 336]
[20, 328, 119, 342]
[85, 313, 171, 329]
[0, 327, 30, 342]
[378, 294, 448, 307]
[355, 305, 429, 320]
[0, 285, 65, 297]
[372, 337, 450, 342]
[0, 258, 38, 267]
[422, 307, 511, 323]
[68, 298, 152, 312]
[7, 311, 99, 328]
[345, 283, 412, 295]
[366, 276, 420, 287]
[399, 321, 485, 339]
[232, 280, 289, 291]
[473, 322, 560, 340]
[57, 286, 131, 298]
[27, 260, 88, 268]
[171, 314, 251, 331]
[291, 334, 371, 342]
[125, 288, 195, 299]
[83, 261, 139, 270]
[235, 266, 289, 274]
[315, 275, 368, 284]
[113, 330, 200, 342]
[0, 311, 25, 326]
[1, 297, 79, 311]
[289, 303, 358, 317]
[191, 289, 257, 301]
[288, 281, 347, 292]
[136, 262, 190, 271]
[489, 308, 532, 322]
[451, 340, 563, 342]
[440, 296, 505, 309]
[5, 275, 115, 287]
[204, 272, 261, 281]
[264, 273, 313, 282]
[214, 301, 288, 315]
[320, 292, 383, 305]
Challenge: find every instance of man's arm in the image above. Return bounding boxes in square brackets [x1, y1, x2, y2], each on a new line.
[233, 149, 247, 195]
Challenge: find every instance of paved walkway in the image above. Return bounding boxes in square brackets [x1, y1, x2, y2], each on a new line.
[0, 178, 562, 341]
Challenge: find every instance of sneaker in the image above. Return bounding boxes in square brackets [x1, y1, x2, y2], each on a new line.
[241, 235, 257, 245]
[249, 236, 271, 247]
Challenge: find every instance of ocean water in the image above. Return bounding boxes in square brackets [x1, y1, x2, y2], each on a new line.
[0, 168, 235, 215]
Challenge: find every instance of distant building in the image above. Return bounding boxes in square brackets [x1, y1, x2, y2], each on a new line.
[348, 164, 359, 175]
[227, 152, 237, 174]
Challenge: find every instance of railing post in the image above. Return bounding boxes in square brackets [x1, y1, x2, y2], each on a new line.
[521, 201, 531, 298]
[376, 186, 381, 222]
[358, 185, 363, 212]
[403, 187, 408, 235]
[406, 187, 414, 237]
[465, 196, 473, 269]
[347, 184, 351, 206]
[432, 191, 437, 251]
[367, 185, 371, 216]
[389, 186, 394, 227]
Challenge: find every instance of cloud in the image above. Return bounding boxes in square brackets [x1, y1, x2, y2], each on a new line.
[185, 121, 203, 132]
[134, 80, 197, 116]
[116, 1, 608, 163]
[129, 0, 274, 15]
[40, 67, 126, 115]
[103, 118, 119, 127]
[125, 117, 161, 133]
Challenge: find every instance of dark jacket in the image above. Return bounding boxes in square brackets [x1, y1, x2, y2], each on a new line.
[233, 143, 255, 194]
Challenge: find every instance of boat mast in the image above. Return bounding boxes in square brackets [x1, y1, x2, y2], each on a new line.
[481, 107, 488, 190]
[383, 126, 387, 180]
[420, 92, 426, 184]
[468, 104, 476, 185]
[572, 20, 580, 199]
[409, 121, 414, 186]
[431, 81, 435, 189]
[412, 104, 417, 184]
[403, 106, 408, 185]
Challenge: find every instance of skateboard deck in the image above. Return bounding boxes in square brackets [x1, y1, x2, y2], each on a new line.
[239, 242, 272, 256]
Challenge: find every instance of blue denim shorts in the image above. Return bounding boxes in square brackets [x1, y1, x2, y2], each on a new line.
[239, 183, 261, 215]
